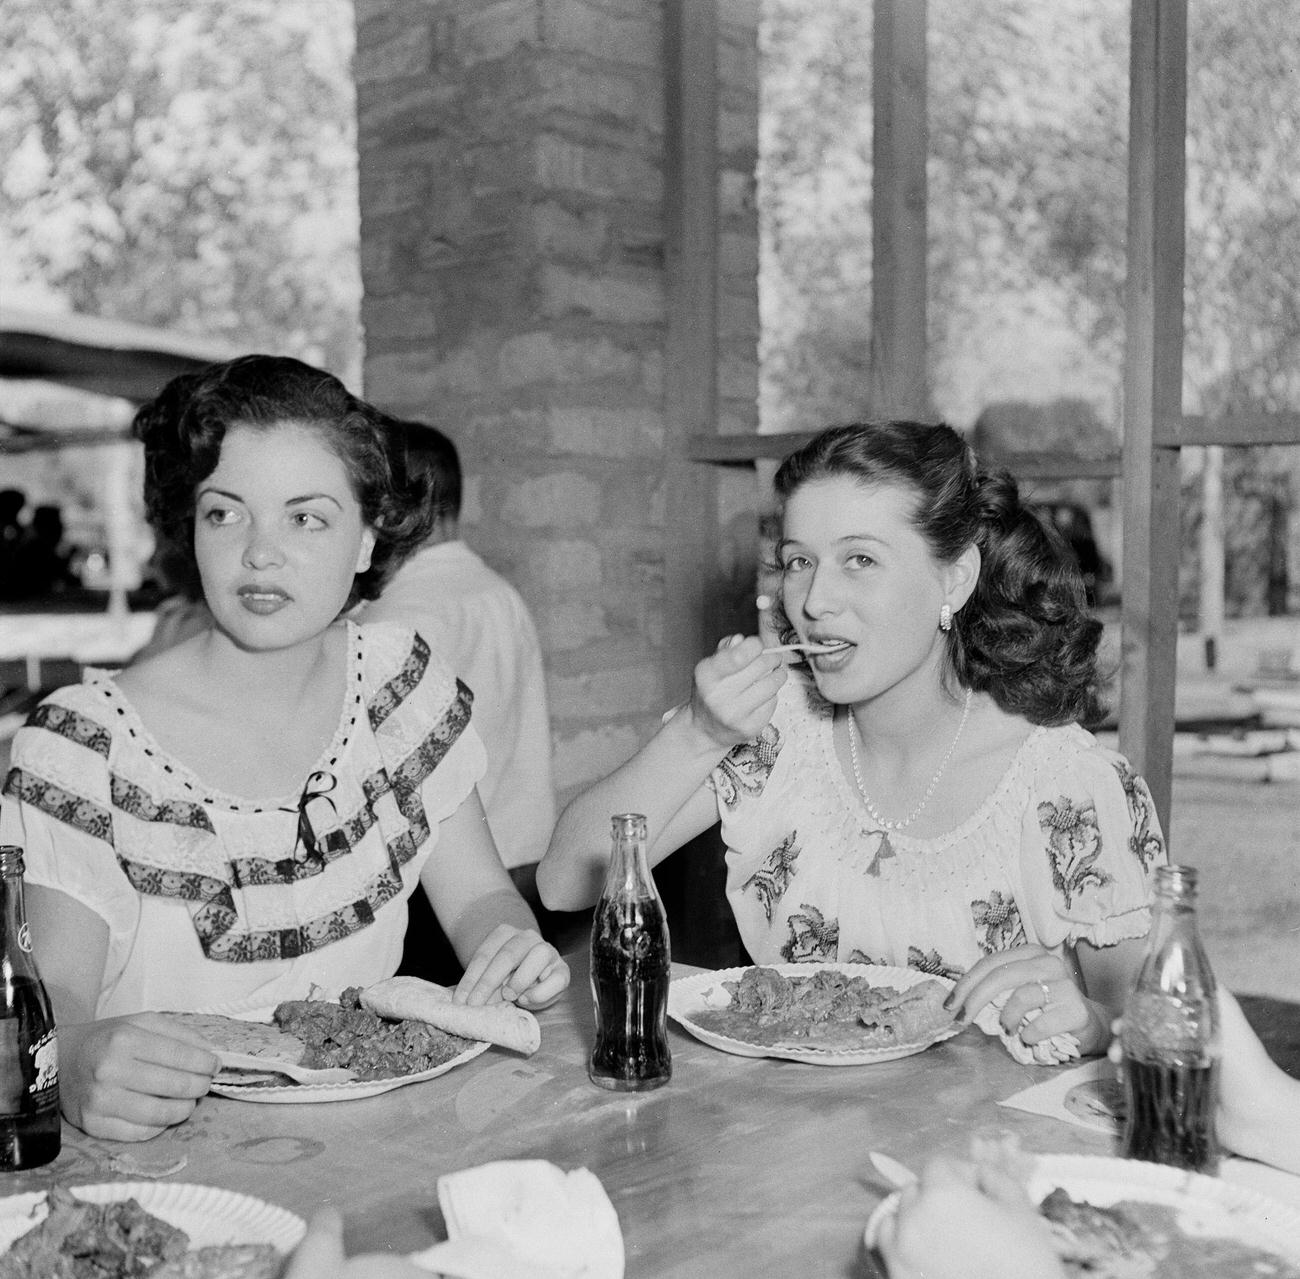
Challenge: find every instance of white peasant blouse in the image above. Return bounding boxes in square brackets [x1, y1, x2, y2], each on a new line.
[711, 677, 1167, 978]
[0, 621, 486, 1021]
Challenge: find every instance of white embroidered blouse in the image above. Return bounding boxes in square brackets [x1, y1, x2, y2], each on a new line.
[0, 621, 485, 1020]
[711, 678, 1167, 977]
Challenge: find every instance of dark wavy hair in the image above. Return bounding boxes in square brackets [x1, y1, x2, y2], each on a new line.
[771, 422, 1107, 728]
[133, 355, 438, 608]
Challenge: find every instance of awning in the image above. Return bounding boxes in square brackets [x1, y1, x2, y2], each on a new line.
[0, 305, 235, 451]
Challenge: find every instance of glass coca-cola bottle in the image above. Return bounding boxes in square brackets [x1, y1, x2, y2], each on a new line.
[0, 844, 61, 1170]
[588, 813, 672, 1091]
[1120, 863, 1219, 1172]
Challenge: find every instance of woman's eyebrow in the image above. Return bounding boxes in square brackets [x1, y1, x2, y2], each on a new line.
[286, 492, 344, 509]
[196, 485, 241, 502]
[195, 486, 344, 510]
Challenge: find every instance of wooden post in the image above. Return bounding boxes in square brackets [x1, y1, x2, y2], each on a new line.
[663, 0, 719, 700]
[1120, 0, 1187, 831]
[1199, 445, 1224, 670]
[871, 0, 928, 419]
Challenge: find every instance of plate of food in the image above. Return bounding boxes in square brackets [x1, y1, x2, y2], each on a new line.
[0, 1181, 305, 1276]
[164, 977, 541, 1103]
[863, 1153, 1300, 1277]
[667, 962, 960, 1065]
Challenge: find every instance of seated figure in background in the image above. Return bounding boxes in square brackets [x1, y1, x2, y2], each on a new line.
[361, 417, 557, 878]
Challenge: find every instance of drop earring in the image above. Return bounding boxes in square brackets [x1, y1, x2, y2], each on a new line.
[939, 603, 953, 632]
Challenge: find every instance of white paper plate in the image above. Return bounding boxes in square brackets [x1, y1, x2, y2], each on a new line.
[210, 1038, 490, 1102]
[668, 963, 960, 1066]
[864, 1153, 1300, 1263]
[0, 1181, 306, 1255]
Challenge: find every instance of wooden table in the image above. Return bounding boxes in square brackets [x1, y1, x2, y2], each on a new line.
[9, 968, 1297, 1278]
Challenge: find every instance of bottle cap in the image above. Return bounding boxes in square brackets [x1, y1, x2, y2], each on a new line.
[1155, 864, 1198, 895]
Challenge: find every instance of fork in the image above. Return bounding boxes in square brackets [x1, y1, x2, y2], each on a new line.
[214, 1049, 355, 1085]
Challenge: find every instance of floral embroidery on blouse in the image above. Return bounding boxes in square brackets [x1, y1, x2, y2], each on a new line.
[907, 946, 963, 982]
[742, 831, 800, 922]
[1114, 759, 1165, 871]
[780, 902, 838, 962]
[715, 723, 782, 810]
[1036, 794, 1114, 909]
[4, 768, 114, 844]
[368, 630, 432, 730]
[972, 889, 1027, 954]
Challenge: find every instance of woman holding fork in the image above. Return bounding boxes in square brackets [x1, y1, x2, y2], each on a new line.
[538, 421, 1164, 1061]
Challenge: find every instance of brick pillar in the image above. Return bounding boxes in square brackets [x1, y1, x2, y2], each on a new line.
[354, 1, 761, 803]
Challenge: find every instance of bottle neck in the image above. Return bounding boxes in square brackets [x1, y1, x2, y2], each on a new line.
[1, 846, 33, 967]
[603, 825, 657, 902]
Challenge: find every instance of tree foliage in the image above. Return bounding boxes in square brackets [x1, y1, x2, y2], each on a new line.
[0, 0, 362, 382]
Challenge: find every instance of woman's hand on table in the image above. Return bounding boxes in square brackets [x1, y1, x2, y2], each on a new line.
[454, 924, 570, 1010]
[285, 1208, 427, 1279]
[58, 1012, 218, 1143]
[875, 1155, 1065, 1279]
[946, 945, 1110, 1057]
[686, 634, 786, 752]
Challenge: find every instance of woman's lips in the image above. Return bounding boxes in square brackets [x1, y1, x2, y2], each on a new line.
[807, 639, 854, 669]
[237, 585, 290, 615]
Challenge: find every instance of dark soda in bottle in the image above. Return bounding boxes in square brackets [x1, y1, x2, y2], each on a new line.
[588, 813, 671, 1091]
[0, 844, 61, 1170]
[1120, 864, 1219, 1173]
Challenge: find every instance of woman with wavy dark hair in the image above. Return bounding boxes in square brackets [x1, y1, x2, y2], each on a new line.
[1, 355, 568, 1141]
[540, 421, 1164, 1063]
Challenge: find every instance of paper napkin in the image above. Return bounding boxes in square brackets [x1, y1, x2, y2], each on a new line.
[973, 992, 1082, 1066]
[407, 1159, 624, 1279]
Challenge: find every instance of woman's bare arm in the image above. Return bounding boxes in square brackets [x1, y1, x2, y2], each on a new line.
[536, 635, 786, 911]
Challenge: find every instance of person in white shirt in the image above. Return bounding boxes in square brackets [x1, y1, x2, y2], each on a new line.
[363, 419, 557, 876]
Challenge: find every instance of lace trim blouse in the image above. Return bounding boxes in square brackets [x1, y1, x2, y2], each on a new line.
[0, 620, 486, 1019]
[711, 677, 1167, 978]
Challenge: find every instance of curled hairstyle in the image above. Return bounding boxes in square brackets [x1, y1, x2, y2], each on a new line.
[772, 422, 1107, 728]
[133, 354, 439, 607]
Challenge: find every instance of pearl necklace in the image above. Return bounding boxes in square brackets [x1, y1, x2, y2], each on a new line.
[847, 688, 974, 832]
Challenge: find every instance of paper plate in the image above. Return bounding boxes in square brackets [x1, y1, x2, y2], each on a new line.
[668, 963, 959, 1066]
[0, 1181, 306, 1255]
[210, 1037, 490, 1102]
[864, 1153, 1300, 1265]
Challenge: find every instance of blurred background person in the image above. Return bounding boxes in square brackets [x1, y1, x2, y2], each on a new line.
[362, 418, 559, 927]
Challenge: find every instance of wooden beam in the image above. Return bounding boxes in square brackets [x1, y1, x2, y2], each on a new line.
[871, 0, 928, 418]
[1162, 410, 1300, 448]
[688, 431, 1122, 478]
[1119, 0, 1187, 832]
[663, 0, 720, 700]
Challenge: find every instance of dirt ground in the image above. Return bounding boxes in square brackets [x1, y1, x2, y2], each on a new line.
[1170, 774, 1300, 999]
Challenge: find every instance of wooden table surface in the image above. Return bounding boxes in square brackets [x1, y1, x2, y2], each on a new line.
[9, 965, 1298, 1278]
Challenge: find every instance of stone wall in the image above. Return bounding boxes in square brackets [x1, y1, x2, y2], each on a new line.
[353, 0, 761, 803]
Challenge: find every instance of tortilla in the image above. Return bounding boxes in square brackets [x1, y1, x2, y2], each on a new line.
[360, 976, 541, 1056]
[157, 1011, 307, 1071]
